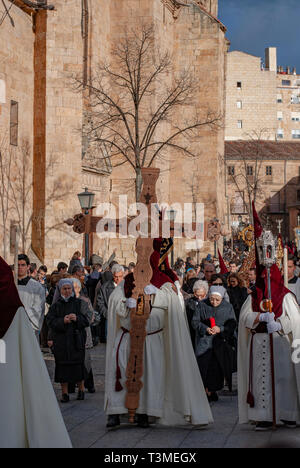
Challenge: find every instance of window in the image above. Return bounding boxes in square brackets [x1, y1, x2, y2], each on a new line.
[291, 95, 300, 104]
[277, 129, 284, 139]
[228, 166, 235, 176]
[266, 166, 272, 176]
[292, 112, 300, 121]
[292, 130, 300, 139]
[237, 120, 243, 129]
[237, 82, 242, 89]
[237, 100, 242, 109]
[247, 166, 253, 176]
[277, 111, 283, 121]
[10, 100, 18, 146]
[282, 80, 291, 86]
[277, 94, 283, 103]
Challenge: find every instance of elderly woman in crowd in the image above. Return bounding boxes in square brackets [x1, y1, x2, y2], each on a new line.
[185, 280, 209, 347]
[47, 279, 90, 403]
[71, 277, 97, 394]
[192, 286, 237, 402]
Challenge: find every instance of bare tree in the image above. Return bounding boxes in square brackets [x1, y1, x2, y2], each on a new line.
[226, 131, 271, 223]
[8, 138, 73, 254]
[74, 24, 222, 201]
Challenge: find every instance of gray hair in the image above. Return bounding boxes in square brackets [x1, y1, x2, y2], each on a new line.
[111, 264, 124, 275]
[193, 280, 209, 294]
[71, 277, 82, 290]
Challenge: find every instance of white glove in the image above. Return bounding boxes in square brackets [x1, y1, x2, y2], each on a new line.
[259, 312, 275, 323]
[126, 298, 137, 309]
[174, 280, 182, 294]
[144, 284, 158, 296]
[267, 321, 281, 334]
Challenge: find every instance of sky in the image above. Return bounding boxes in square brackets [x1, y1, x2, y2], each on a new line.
[218, 0, 300, 72]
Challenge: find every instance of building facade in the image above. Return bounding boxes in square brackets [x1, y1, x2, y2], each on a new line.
[225, 47, 300, 142]
[225, 47, 300, 241]
[225, 141, 300, 242]
[0, 0, 228, 267]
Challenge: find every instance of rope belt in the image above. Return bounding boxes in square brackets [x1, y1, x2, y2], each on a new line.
[247, 324, 268, 408]
[247, 330, 256, 408]
[115, 327, 163, 392]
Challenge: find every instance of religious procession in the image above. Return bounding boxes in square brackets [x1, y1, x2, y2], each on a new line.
[1, 0, 300, 454]
[1, 197, 300, 450]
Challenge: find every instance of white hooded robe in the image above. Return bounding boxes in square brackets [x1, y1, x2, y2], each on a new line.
[105, 281, 213, 426]
[238, 293, 300, 424]
[0, 307, 72, 448]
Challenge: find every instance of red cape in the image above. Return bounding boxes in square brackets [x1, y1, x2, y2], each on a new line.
[252, 264, 290, 319]
[0, 257, 23, 339]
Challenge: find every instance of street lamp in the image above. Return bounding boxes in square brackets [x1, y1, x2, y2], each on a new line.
[77, 188, 95, 266]
[77, 187, 95, 214]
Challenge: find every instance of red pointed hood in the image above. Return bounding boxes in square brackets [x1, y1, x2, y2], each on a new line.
[0, 257, 23, 339]
[150, 238, 178, 289]
[252, 264, 290, 319]
[218, 249, 229, 275]
[124, 238, 179, 297]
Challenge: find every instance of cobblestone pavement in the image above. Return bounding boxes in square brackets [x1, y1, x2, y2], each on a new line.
[44, 344, 300, 449]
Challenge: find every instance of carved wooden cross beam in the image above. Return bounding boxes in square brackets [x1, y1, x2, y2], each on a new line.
[125, 168, 159, 422]
[7, 0, 54, 14]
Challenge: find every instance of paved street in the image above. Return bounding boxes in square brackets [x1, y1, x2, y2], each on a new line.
[45, 344, 300, 449]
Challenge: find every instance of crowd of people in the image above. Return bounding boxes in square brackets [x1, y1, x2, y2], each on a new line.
[13, 245, 300, 430]
[14, 251, 136, 403]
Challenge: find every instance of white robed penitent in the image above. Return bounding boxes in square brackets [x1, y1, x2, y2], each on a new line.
[238, 294, 300, 424]
[105, 281, 213, 427]
[0, 307, 72, 448]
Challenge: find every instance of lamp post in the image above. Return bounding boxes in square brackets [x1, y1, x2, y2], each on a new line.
[237, 215, 247, 251]
[77, 188, 95, 266]
[167, 208, 177, 267]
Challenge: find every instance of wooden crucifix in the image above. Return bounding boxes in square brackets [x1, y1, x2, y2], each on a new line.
[124, 168, 160, 422]
[65, 167, 203, 422]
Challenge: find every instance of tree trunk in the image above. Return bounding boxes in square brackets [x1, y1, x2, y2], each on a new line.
[3, 229, 7, 261]
[136, 168, 143, 202]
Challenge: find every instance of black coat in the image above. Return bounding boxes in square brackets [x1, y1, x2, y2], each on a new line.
[85, 276, 99, 304]
[182, 278, 199, 295]
[212, 318, 237, 391]
[47, 296, 89, 383]
[192, 299, 237, 392]
[227, 286, 248, 323]
[185, 296, 204, 349]
[96, 280, 115, 319]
